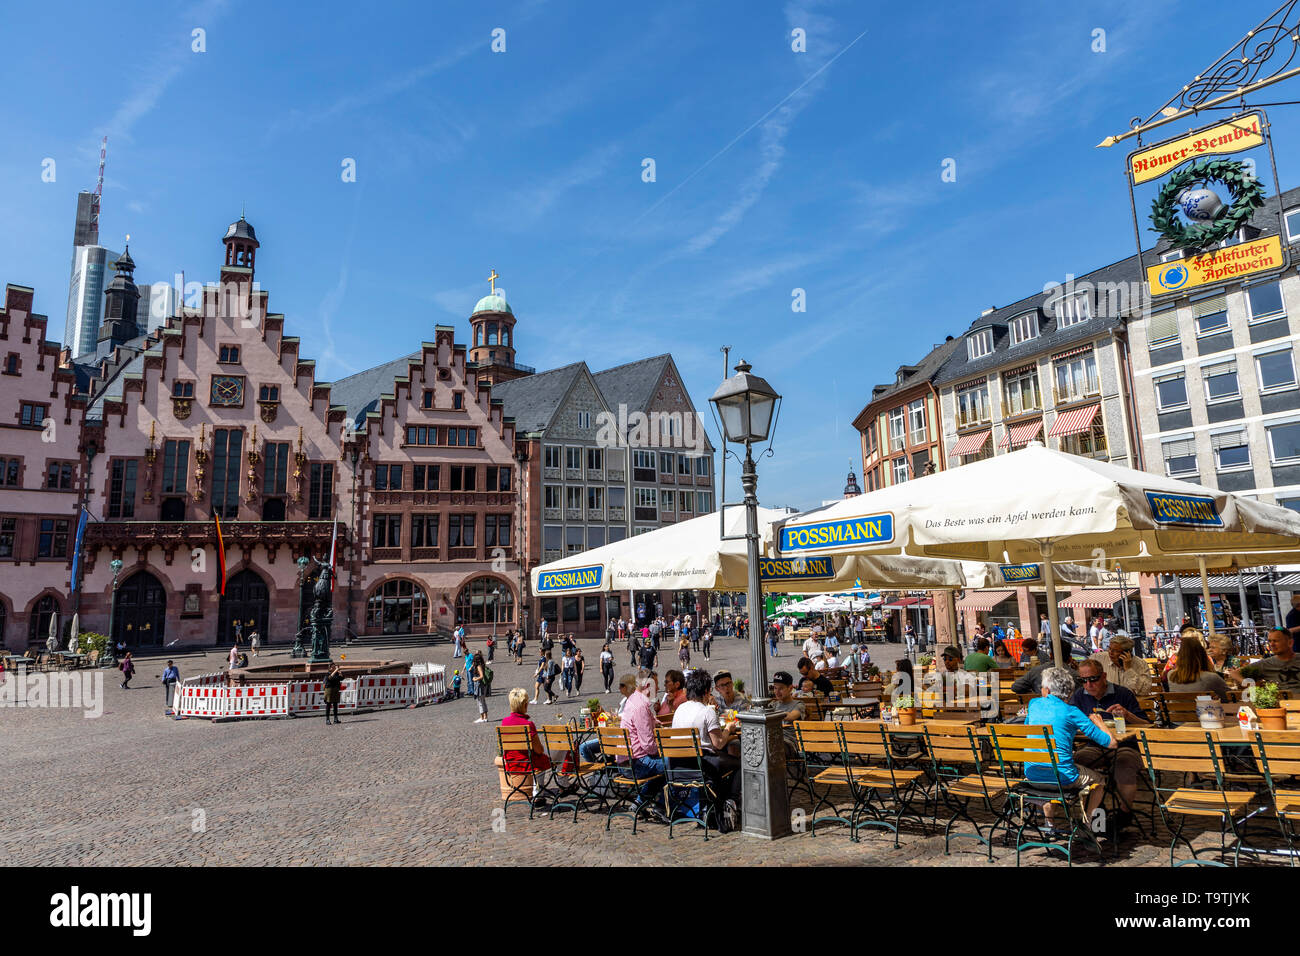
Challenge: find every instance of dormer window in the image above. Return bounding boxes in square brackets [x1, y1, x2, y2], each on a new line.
[219, 344, 240, 363]
[1009, 312, 1039, 346]
[1285, 208, 1300, 242]
[1052, 292, 1091, 328]
[967, 329, 993, 360]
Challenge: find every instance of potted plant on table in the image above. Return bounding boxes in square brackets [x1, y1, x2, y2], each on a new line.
[1251, 682, 1288, 730]
[894, 693, 918, 726]
[917, 654, 934, 674]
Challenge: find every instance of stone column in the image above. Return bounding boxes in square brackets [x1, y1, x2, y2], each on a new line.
[738, 710, 791, 840]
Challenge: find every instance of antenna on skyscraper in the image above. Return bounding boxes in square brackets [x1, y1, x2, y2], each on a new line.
[91, 136, 107, 227]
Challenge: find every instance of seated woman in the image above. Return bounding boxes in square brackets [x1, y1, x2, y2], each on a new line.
[1165, 634, 1230, 699]
[1206, 633, 1244, 687]
[992, 640, 1016, 669]
[498, 687, 552, 775]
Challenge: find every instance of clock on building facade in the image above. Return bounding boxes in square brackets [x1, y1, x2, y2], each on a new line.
[210, 375, 245, 406]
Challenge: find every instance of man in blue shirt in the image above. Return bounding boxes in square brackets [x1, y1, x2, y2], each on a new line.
[1067, 658, 1150, 832]
[1025, 666, 1116, 827]
[161, 660, 180, 712]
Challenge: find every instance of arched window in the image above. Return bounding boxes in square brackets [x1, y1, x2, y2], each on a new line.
[28, 594, 59, 647]
[474, 325, 481, 347]
[502, 326, 510, 347]
[455, 577, 514, 626]
[366, 579, 428, 634]
[487, 322, 498, 345]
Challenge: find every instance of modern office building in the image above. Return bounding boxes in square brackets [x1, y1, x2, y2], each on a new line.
[64, 243, 120, 357]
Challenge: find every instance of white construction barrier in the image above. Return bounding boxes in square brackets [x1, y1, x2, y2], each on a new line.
[173, 664, 446, 720]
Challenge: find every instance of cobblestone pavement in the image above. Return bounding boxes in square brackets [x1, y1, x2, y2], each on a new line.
[0, 636, 1286, 866]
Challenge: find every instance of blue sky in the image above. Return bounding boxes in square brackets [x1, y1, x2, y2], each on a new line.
[4, 0, 1300, 510]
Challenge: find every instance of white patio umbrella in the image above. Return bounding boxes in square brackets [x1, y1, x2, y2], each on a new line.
[532, 508, 975, 598]
[69, 613, 81, 653]
[772, 441, 1300, 660]
[47, 611, 59, 652]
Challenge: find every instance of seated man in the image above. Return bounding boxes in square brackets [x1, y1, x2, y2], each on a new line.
[1068, 658, 1150, 831]
[579, 672, 666, 809]
[1239, 629, 1300, 693]
[657, 669, 687, 719]
[797, 656, 833, 694]
[711, 670, 749, 712]
[1018, 636, 1043, 666]
[671, 668, 743, 813]
[963, 638, 997, 672]
[1012, 643, 1078, 695]
[768, 671, 806, 750]
[1089, 634, 1152, 697]
[1025, 666, 1117, 827]
[939, 645, 963, 673]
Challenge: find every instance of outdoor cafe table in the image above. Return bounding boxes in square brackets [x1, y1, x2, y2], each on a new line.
[55, 652, 85, 668]
[2, 654, 31, 671]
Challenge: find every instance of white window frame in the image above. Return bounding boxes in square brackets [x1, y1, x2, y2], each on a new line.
[888, 408, 906, 451]
[1153, 373, 1189, 411]
[543, 445, 562, 469]
[633, 449, 656, 471]
[1202, 362, 1240, 404]
[586, 447, 603, 471]
[565, 485, 584, 510]
[907, 399, 927, 445]
[1246, 281, 1286, 323]
[892, 458, 909, 484]
[697, 491, 713, 512]
[1210, 429, 1251, 472]
[1194, 308, 1230, 338]
[967, 329, 993, 360]
[1052, 292, 1092, 328]
[543, 485, 562, 509]
[957, 384, 989, 426]
[1159, 249, 1184, 263]
[1255, 346, 1298, 394]
[1003, 369, 1041, 415]
[659, 489, 675, 513]
[678, 490, 694, 513]
[587, 486, 604, 512]
[1008, 311, 1039, 346]
[634, 486, 657, 511]
[1286, 208, 1300, 243]
[1161, 435, 1198, 478]
[1267, 419, 1300, 464]
[565, 446, 582, 470]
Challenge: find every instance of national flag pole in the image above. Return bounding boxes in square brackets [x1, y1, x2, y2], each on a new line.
[214, 512, 227, 595]
[328, 520, 338, 592]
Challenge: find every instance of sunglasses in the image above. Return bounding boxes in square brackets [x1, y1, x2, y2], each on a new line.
[1081, 674, 1103, 683]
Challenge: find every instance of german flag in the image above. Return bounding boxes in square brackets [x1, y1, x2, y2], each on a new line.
[214, 512, 227, 595]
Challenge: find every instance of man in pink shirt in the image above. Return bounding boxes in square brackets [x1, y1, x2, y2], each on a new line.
[580, 674, 666, 802]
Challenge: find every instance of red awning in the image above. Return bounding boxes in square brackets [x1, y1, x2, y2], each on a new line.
[950, 430, 992, 457]
[1047, 403, 1101, 438]
[998, 419, 1044, 450]
[1057, 587, 1136, 609]
[882, 597, 918, 610]
[955, 590, 1015, 612]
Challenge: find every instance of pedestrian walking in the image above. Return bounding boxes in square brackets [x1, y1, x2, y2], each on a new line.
[544, 652, 560, 704]
[249, 629, 260, 658]
[471, 653, 490, 723]
[599, 643, 615, 692]
[574, 647, 585, 693]
[532, 655, 546, 703]
[560, 648, 576, 697]
[228, 643, 240, 670]
[702, 626, 712, 661]
[514, 633, 526, 665]
[629, 634, 640, 668]
[161, 659, 180, 711]
[485, 633, 496, 663]
[323, 663, 343, 724]
[768, 622, 780, 657]
[233, 621, 243, 647]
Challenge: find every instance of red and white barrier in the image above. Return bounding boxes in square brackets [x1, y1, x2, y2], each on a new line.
[173, 665, 446, 720]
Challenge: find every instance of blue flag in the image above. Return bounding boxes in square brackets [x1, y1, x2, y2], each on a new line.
[69, 508, 89, 592]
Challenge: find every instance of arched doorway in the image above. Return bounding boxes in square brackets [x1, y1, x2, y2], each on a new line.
[27, 594, 60, 647]
[113, 571, 167, 647]
[365, 579, 428, 634]
[455, 577, 514, 627]
[218, 568, 270, 646]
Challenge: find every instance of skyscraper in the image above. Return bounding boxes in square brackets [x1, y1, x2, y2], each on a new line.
[65, 243, 121, 357]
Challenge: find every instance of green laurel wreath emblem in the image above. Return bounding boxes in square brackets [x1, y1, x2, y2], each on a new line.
[1149, 158, 1266, 251]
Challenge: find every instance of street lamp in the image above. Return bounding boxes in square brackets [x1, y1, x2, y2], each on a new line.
[709, 359, 788, 840]
[492, 586, 501, 642]
[348, 441, 361, 638]
[514, 445, 530, 640]
[107, 557, 124, 662]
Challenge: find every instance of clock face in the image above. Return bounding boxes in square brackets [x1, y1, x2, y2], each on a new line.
[211, 375, 244, 406]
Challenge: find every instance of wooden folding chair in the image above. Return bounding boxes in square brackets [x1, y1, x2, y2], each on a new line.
[792, 721, 854, 837]
[924, 721, 1015, 861]
[597, 726, 664, 834]
[495, 725, 542, 819]
[839, 724, 927, 847]
[1158, 692, 1208, 726]
[1249, 730, 1300, 863]
[1137, 728, 1257, 867]
[989, 724, 1106, 866]
[654, 727, 722, 839]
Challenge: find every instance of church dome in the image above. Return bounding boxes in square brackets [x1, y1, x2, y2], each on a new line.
[472, 292, 511, 315]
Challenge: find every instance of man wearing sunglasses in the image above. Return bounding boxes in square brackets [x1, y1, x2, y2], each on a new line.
[1068, 658, 1149, 834]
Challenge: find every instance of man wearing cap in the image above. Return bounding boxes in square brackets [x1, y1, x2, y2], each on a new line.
[1089, 633, 1152, 696]
[712, 670, 749, 712]
[940, 645, 963, 673]
[769, 671, 805, 748]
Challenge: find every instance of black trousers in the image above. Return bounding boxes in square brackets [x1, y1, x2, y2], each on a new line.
[325, 700, 340, 721]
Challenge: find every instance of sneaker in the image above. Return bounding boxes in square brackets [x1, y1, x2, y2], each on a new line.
[474, 717, 488, 723]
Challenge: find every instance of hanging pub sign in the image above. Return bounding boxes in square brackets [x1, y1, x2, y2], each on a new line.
[1126, 110, 1289, 298]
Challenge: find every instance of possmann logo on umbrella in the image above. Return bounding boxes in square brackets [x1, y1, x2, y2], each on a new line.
[537, 564, 604, 592]
[1145, 491, 1223, 528]
[1000, 563, 1042, 583]
[759, 556, 836, 581]
[780, 514, 894, 553]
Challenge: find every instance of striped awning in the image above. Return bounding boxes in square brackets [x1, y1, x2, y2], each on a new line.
[956, 590, 1015, 612]
[883, 596, 934, 610]
[1153, 573, 1280, 593]
[1058, 587, 1136, 609]
[950, 430, 991, 457]
[1275, 572, 1300, 589]
[998, 419, 1044, 450]
[1047, 402, 1100, 438]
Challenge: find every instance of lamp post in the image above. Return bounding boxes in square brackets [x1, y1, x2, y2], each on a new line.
[348, 441, 361, 641]
[492, 587, 501, 641]
[515, 446, 530, 639]
[107, 558, 124, 662]
[709, 359, 788, 840]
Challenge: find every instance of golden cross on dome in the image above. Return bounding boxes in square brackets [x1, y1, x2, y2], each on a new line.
[487, 269, 499, 295]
